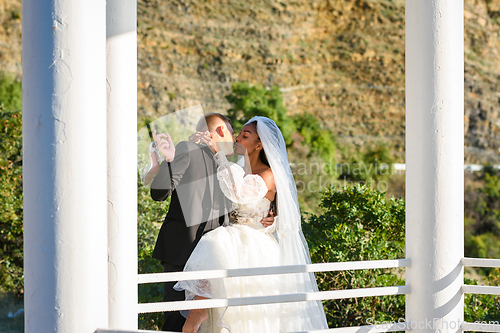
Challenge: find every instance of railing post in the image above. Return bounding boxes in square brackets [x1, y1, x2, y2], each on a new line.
[22, 0, 108, 332]
[406, 1, 464, 332]
[106, 0, 138, 329]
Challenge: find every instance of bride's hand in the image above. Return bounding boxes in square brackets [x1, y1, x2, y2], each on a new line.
[233, 142, 247, 156]
[182, 308, 208, 332]
[260, 210, 275, 228]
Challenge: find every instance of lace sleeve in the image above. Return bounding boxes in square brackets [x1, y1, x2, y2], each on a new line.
[214, 151, 268, 204]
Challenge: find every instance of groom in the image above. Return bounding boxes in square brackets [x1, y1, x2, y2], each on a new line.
[150, 113, 275, 332]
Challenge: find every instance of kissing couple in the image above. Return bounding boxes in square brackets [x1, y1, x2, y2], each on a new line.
[145, 113, 328, 332]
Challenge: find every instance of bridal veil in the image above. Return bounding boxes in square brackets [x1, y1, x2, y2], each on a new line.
[245, 116, 328, 331]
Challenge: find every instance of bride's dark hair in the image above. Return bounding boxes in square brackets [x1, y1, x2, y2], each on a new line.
[249, 121, 270, 168]
[250, 121, 277, 215]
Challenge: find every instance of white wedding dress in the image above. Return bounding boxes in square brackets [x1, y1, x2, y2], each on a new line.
[175, 116, 328, 333]
[174, 152, 282, 332]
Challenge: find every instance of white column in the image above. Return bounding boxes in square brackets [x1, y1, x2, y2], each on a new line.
[22, 1, 108, 332]
[405, 1, 464, 332]
[106, 0, 138, 329]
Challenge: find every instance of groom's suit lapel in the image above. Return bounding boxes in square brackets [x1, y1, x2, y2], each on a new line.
[200, 144, 221, 230]
[200, 144, 214, 204]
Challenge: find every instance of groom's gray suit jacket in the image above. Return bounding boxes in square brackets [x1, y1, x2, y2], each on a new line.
[151, 141, 231, 267]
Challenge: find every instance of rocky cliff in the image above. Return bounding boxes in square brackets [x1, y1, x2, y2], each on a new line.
[2, 0, 500, 163]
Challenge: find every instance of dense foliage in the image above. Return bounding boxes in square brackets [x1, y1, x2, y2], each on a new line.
[303, 185, 406, 327]
[137, 181, 168, 330]
[465, 167, 500, 268]
[465, 270, 500, 323]
[0, 73, 23, 297]
[0, 108, 23, 296]
[225, 82, 295, 146]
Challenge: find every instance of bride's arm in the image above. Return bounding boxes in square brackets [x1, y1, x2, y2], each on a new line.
[256, 168, 278, 232]
[182, 296, 209, 333]
[214, 151, 268, 204]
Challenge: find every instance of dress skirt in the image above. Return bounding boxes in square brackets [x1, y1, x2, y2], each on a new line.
[174, 224, 281, 333]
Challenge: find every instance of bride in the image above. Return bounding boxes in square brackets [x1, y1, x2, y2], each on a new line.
[174, 116, 328, 332]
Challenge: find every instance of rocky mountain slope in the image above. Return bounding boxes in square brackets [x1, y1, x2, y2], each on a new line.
[2, 0, 500, 163]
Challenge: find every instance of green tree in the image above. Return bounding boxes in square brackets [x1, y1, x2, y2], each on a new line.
[303, 185, 405, 327]
[225, 82, 295, 145]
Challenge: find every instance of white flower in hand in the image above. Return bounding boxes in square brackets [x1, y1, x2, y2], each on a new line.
[153, 129, 175, 162]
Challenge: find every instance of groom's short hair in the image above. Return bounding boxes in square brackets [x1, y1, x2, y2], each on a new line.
[196, 113, 231, 132]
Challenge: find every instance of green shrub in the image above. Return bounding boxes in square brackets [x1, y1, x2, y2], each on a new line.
[339, 141, 395, 183]
[288, 113, 338, 215]
[465, 233, 500, 261]
[465, 167, 500, 274]
[0, 73, 23, 297]
[137, 180, 168, 330]
[465, 268, 500, 323]
[0, 73, 22, 112]
[293, 112, 337, 170]
[303, 184, 405, 327]
[474, 170, 500, 235]
[0, 108, 23, 297]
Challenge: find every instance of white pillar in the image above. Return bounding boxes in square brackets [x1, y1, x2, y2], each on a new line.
[22, 1, 108, 332]
[405, 1, 464, 332]
[106, 0, 138, 329]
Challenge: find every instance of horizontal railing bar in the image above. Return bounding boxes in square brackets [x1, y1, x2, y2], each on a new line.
[94, 328, 160, 333]
[462, 257, 500, 268]
[95, 323, 411, 333]
[138, 259, 410, 284]
[137, 285, 410, 314]
[462, 285, 500, 295]
[299, 322, 411, 333]
[461, 321, 500, 332]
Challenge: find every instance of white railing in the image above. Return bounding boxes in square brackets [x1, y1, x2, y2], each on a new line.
[97, 257, 500, 333]
[391, 164, 500, 172]
[461, 257, 500, 332]
[137, 259, 411, 332]
[138, 285, 410, 314]
[138, 259, 411, 284]
[461, 257, 500, 268]
[96, 323, 411, 333]
[126, 258, 500, 333]
[461, 257, 500, 296]
[461, 322, 500, 333]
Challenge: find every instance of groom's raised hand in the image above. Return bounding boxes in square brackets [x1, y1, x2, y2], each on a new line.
[189, 130, 212, 146]
[153, 129, 175, 162]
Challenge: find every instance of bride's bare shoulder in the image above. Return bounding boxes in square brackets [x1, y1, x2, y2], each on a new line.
[257, 167, 275, 191]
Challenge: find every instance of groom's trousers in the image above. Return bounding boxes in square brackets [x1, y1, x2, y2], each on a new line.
[161, 262, 186, 332]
